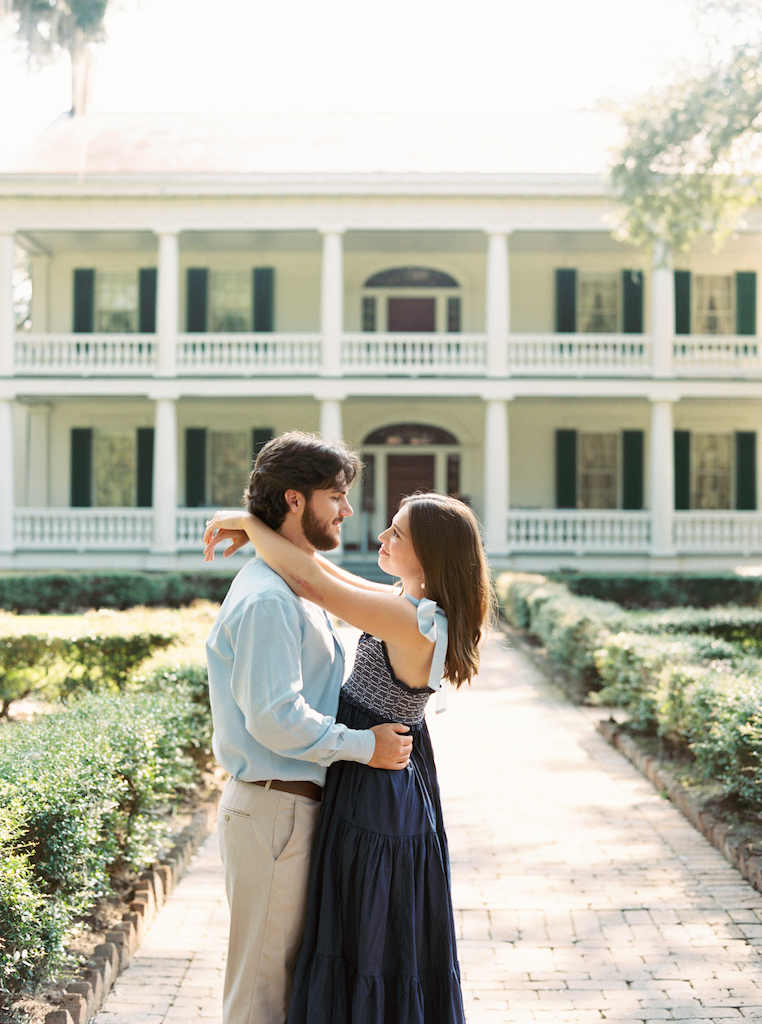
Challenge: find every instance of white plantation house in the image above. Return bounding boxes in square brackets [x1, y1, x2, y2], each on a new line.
[1, 110, 762, 572]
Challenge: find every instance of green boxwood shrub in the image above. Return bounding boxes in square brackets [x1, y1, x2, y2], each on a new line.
[0, 572, 236, 614]
[554, 572, 762, 610]
[0, 667, 211, 991]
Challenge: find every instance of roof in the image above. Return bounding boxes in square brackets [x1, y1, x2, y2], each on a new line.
[5, 110, 624, 178]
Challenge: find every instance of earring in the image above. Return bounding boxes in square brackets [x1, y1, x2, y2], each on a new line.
[420, 580, 426, 591]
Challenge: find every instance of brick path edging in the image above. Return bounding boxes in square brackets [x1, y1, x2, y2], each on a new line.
[597, 719, 762, 897]
[44, 796, 220, 1024]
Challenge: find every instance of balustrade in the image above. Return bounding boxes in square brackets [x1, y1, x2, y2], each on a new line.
[672, 336, 762, 376]
[14, 508, 153, 549]
[342, 333, 486, 374]
[673, 511, 762, 553]
[507, 510, 651, 553]
[15, 334, 156, 374]
[177, 334, 321, 374]
[507, 334, 652, 375]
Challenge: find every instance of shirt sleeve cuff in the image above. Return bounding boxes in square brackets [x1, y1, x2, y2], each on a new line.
[341, 728, 376, 764]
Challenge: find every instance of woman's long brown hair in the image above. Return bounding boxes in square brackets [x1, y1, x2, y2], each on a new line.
[402, 493, 493, 687]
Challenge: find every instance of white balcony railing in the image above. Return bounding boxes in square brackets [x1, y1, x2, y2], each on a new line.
[14, 508, 154, 549]
[673, 511, 762, 553]
[507, 511, 652, 553]
[11, 331, 762, 379]
[15, 334, 156, 374]
[672, 336, 762, 376]
[177, 334, 321, 375]
[342, 333, 487, 374]
[508, 334, 652, 376]
[176, 509, 215, 550]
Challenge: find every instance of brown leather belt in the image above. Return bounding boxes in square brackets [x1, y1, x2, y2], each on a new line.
[254, 779, 323, 802]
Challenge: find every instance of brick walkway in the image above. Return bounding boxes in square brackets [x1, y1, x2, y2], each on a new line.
[93, 630, 762, 1024]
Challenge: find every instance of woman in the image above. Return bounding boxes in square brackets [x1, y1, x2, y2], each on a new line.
[203, 492, 492, 1024]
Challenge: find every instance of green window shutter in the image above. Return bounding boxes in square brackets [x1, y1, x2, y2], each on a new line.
[186, 269, 208, 332]
[555, 429, 577, 508]
[185, 428, 207, 507]
[674, 430, 691, 510]
[622, 270, 643, 334]
[253, 267, 275, 332]
[736, 272, 756, 336]
[70, 428, 93, 507]
[622, 430, 644, 510]
[136, 428, 155, 507]
[674, 271, 691, 335]
[252, 428, 274, 464]
[139, 268, 157, 333]
[555, 269, 576, 333]
[736, 431, 757, 510]
[73, 269, 95, 333]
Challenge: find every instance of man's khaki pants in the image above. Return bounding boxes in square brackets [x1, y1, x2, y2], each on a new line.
[218, 777, 321, 1024]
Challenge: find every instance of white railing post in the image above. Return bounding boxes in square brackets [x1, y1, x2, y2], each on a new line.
[649, 398, 676, 556]
[651, 243, 674, 378]
[320, 229, 344, 376]
[0, 399, 15, 551]
[0, 234, 14, 377]
[483, 398, 510, 555]
[486, 231, 510, 377]
[151, 396, 178, 553]
[156, 230, 179, 377]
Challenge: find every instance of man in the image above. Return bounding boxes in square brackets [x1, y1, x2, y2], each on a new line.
[205, 431, 412, 1024]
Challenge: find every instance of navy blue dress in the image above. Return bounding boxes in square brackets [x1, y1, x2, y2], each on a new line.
[287, 600, 465, 1024]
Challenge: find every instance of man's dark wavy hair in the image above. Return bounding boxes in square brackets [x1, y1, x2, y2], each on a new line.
[243, 431, 361, 530]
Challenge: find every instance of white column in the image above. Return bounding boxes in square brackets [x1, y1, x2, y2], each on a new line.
[30, 255, 51, 332]
[0, 399, 15, 551]
[651, 243, 674, 378]
[156, 231, 179, 377]
[486, 231, 510, 377]
[0, 234, 15, 377]
[319, 398, 343, 443]
[649, 399, 675, 556]
[483, 398, 509, 555]
[320, 230, 344, 376]
[26, 403, 51, 506]
[151, 397, 178, 553]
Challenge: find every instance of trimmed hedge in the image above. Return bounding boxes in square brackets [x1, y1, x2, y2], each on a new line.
[0, 572, 236, 614]
[497, 571, 762, 814]
[0, 666, 212, 992]
[553, 572, 762, 610]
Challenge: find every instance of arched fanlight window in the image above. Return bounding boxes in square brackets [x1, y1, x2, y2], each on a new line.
[364, 267, 460, 288]
[363, 423, 459, 446]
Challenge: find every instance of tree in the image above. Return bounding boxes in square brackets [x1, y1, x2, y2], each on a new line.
[611, 0, 762, 256]
[0, 0, 111, 115]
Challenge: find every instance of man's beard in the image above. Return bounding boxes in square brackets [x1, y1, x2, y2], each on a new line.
[301, 497, 340, 551]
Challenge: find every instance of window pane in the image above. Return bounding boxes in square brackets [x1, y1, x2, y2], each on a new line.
[447, 454, 461, 497]
[578, 433, 617, 509]
[694, 276, 733, 335]
[362, 296, 376, 332]
[447, 297, 461, 333]
[210, 431, 250, 505]
[209, 272, 251, 332]
[692, 434, 732, 509]
[578, 274, 618, 333]
[96, 272, 138, 333]
[94, 430, 136, 507]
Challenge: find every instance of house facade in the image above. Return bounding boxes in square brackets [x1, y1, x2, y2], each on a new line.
[1, 112, 762, 572]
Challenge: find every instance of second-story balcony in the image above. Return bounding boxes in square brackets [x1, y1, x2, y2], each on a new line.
[12, 330, 762, 379]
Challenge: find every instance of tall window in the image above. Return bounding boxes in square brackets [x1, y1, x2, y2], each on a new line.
[209, 272, 250, 332]
[94, 430, 137, 506]
[578, 274, 618, 333]
[96, 272, 138, 333]
[578, 433, 618, 509]
[694, 276, 733, 335]
[210, 431, 251, 505]
[692, 434, 732, 509]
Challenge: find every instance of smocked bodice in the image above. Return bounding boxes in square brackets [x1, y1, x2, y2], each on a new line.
[341, 633, 433, 726]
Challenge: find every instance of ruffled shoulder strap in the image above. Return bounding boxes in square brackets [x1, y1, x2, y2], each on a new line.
[405, 594, 449, 713]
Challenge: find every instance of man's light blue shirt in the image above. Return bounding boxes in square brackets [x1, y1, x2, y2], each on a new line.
[206, 557, 376, 785]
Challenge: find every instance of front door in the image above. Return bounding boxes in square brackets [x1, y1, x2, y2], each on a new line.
[387, 297, 436, 332]
[386, 454, 435, 525]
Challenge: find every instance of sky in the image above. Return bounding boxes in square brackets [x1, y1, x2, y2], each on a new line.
[0, 0, 708, 160]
